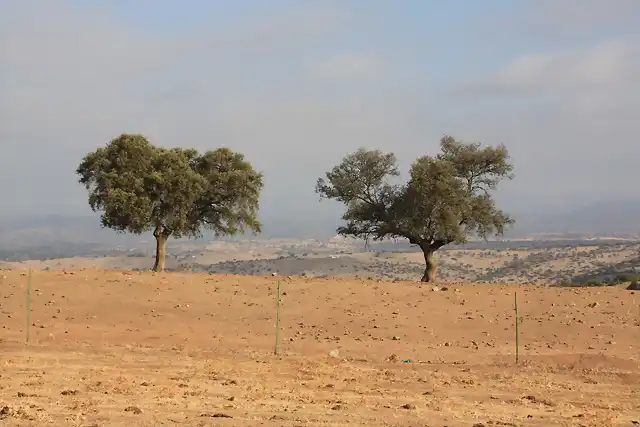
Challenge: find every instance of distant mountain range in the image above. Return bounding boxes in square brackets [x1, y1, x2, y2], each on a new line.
[1, 199, 639, 250]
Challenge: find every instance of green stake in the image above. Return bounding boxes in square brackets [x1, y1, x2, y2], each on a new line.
[26, 269, 32, 343]
[514, 292, 519, 364]
[274, 280, 281, 355]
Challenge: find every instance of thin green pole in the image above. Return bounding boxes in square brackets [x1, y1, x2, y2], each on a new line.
[26, 269, 32, 343]
[274, 280, 281, 355]
[514, 292, 519, 364]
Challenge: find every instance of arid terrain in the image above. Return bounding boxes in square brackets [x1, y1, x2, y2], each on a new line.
[0, 269, 638, 426]
[7, 238, 640, 285]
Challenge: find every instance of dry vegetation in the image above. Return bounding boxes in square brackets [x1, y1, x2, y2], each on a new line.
[1, 269, 638, 426]
[12, 241, 640, 286]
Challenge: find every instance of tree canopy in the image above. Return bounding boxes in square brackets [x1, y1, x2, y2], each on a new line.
[76, 134, 263, 271]
[316, 136, 514, 282]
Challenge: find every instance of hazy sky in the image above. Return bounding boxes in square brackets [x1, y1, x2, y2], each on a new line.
[1, 0, 639, 223]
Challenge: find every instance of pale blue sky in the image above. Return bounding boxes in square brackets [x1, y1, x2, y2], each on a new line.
[1, 1, 639, 228]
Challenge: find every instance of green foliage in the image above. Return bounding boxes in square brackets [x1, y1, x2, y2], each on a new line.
[614, 273, 639, 283]
[316, 136, 515, 254]
[77, 134, 263, 259]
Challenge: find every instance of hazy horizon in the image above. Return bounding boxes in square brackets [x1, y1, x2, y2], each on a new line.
[2, 1, 639, 225]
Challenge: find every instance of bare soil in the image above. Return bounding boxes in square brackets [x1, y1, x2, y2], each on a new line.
[1, 269, 638, 426]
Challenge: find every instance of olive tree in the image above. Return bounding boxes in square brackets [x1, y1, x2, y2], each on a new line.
[76, 134, 262, 271]
[316, 136, 514, 282]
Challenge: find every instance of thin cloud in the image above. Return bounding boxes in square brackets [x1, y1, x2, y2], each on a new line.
[307, 53, 384, 82]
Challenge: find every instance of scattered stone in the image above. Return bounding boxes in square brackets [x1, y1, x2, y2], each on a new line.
[124, 406, 142, 414]
[328, 349, 340, 358]
[60, 389, 79, 396]
[271, 272, 278, 277]
[392, 336, 400, 341]
[400, 403, 416, 410]
[587, 302, 599, 308]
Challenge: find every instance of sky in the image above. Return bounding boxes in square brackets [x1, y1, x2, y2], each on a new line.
[1, 0, 639, 227]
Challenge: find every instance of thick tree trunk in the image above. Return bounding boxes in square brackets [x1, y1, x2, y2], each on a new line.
[152, 229, 168, 272]
[420, 248, 436, 282]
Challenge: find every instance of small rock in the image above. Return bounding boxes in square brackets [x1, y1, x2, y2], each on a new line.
[60, 389, 79, 396]
[328, 349, 340, 358]
[587, 302, 599, 308]
[271, 272, 278, 277]
[392, 336, 400, 341]
[400, 403, 416, 410]
[124, 406, 142, 414]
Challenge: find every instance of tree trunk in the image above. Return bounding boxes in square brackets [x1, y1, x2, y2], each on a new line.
[420, 248, 436, 282]
[152, 231, 168, 272]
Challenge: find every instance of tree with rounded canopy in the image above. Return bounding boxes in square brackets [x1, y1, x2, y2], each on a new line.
[76, 134, 263, 271]
[316, 136, 514, 282]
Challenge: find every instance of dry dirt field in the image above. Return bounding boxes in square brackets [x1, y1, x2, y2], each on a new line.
[1, 269, 638, 426]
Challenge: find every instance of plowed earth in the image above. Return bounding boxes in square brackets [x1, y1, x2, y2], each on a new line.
[1, 270, 638, 426]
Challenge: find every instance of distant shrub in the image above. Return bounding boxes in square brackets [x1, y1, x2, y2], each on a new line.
[614, 273, 639, 283]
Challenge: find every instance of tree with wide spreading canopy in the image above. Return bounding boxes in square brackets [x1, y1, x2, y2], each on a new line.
[316, 136, 514, 282]
[76, 134, 263, 271]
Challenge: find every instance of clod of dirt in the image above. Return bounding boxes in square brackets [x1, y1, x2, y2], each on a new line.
[201, 412, 232, 418]
[400, 403, 416, 410]
[124, 406, 142, 414]
[0, 406, 12, 418]
[60, 389, 79, 396]
[522, 395, 555, 406]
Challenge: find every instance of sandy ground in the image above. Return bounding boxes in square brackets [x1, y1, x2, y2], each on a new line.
[0, 269, 638, 426]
